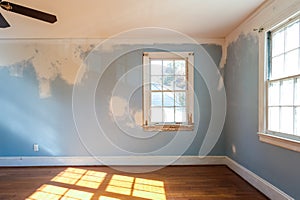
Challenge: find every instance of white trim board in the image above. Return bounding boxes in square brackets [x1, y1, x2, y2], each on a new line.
[225, 157, 294, 200]
[0, 156, 226, 167]
[0, 155, 293, 199]
[258, 133, 300, 153]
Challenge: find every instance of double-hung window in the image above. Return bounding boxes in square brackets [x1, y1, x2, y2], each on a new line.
[259, 13, 300, 151]
[143, 52, 194, 131]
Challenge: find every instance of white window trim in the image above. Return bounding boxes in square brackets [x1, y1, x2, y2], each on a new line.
[143, 52, 194, 131]
[258, 133, 300, 152]
[258, 11, 300, 152]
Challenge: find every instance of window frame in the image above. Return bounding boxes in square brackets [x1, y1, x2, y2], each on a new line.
[258, 11, 300, 152]
[142, 52, 194, 131]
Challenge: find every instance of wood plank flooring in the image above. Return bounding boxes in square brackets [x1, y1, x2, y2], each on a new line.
[0, 165, 268, 200]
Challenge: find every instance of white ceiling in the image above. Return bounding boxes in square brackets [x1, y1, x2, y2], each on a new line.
[0, 0, 266, 39]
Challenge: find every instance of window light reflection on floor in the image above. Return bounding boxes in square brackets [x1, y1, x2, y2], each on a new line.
[133, 178, 166, 200]
[64, 189, 94, 200]
[105, 175, 166, 200]
[27, 167, 167, 200]
[26, 184, 93, 200]
[106, 175, 134, 195]
[52, 167, 107, 189]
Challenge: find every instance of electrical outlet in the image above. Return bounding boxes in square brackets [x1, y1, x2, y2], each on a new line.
[33, 144, 39, 152]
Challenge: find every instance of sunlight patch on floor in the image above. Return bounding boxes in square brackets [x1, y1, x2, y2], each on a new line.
[106, 175, 166, 200]
[52, 167, 107, 189]
[26, 184, 93, 200]
[27, 167, 166, 200]
[133, 178, 166, 200]
[106, 175, 134, 195]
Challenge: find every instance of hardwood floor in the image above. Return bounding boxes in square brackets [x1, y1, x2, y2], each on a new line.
[0, 165, 268, 200]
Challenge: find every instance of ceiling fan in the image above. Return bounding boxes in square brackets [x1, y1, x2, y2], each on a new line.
[0, 0, 57, 28]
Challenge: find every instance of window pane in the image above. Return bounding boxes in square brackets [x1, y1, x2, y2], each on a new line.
[163, 60, 174, 75]
[268, 107, 279, 132]
[284, 49, 299, 76]
[280, 79, 294, 105]
[271, 55, 284, 79]
[144, 52, 194, 129]
[295, 78, 300, 105]
[280, 107, 294, 134]
[175, 60, 186, 75]
[163, 108, 174, 122]
[151, 92, 162, 106]
[285, 21, 300, 51]
[151, 60, 162, 75]
[151, 107, 162, 123]
[151, 76, 162, 90]
[175, 92, 186, 106]
[175, 76, 186, 90]
[175, 107, 186, 123]
[267, 18, 300, 137]
[295, 107, 300, 136]
[272, 30, 285, 56]
[163, 76, 174, 90]
[268, 81, 280, 106]
[163, 92, 175, 106]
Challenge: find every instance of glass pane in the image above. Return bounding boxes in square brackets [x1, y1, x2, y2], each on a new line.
[163, 92, 175, 106]
[163, 76, 174, 90]
[175, 60, 186, 75]
[268, 107, 279, 132]
[285, 21, 300, 51]
[280, 107, 294, 134]
[271, 55, 284, 79]
[280, 79, 294, 105]
[163, 60, 174, 75]
[175, 92, 186, 106]
[151, 92, 162, 106]
[268, 81, 280, 106]
[175, 107, 186, 123]
[151, 107, 162, 123]
[284, 49, 299, 76]
[175, 76, 186, 90]
[151, 76, 162, 90]
[150, 60, 162, 75]
[163, 108, 174, 123]
[272, 30, 285, 57]
[295, 107, 300, 136]
[295, 78, 300, 105]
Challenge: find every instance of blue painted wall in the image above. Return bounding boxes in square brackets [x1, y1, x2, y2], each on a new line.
[224, 33, 300, 198]
[0, 62, 88, 156]
[0, 42, 224, 157]
[1, 33, 298, 197]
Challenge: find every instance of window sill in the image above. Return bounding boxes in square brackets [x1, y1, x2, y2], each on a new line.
[143, 125, 194, 132]
[258, 132, 300, 153]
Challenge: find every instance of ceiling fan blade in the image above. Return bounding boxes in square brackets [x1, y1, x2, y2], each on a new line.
[0, 1, 57, 23]
[0, 12, 9, 28]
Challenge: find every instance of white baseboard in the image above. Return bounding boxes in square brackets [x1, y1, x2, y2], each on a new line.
[225, 157, 293, 200]
[0, 156, 226, 167]
[0, 155, 293, 199]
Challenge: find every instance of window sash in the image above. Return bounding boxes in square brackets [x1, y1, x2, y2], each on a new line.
[266, 15, 300, 137]
[149, 58, 188, 124]
[143, 52, 194, 130]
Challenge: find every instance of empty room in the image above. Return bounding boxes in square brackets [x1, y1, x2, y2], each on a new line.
[0, 0, 299, 199]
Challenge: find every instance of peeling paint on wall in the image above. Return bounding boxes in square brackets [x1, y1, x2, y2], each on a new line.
[224, 31, 300, 199]
[0, 40, 94, 98]
[0, 41, 226, 158]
